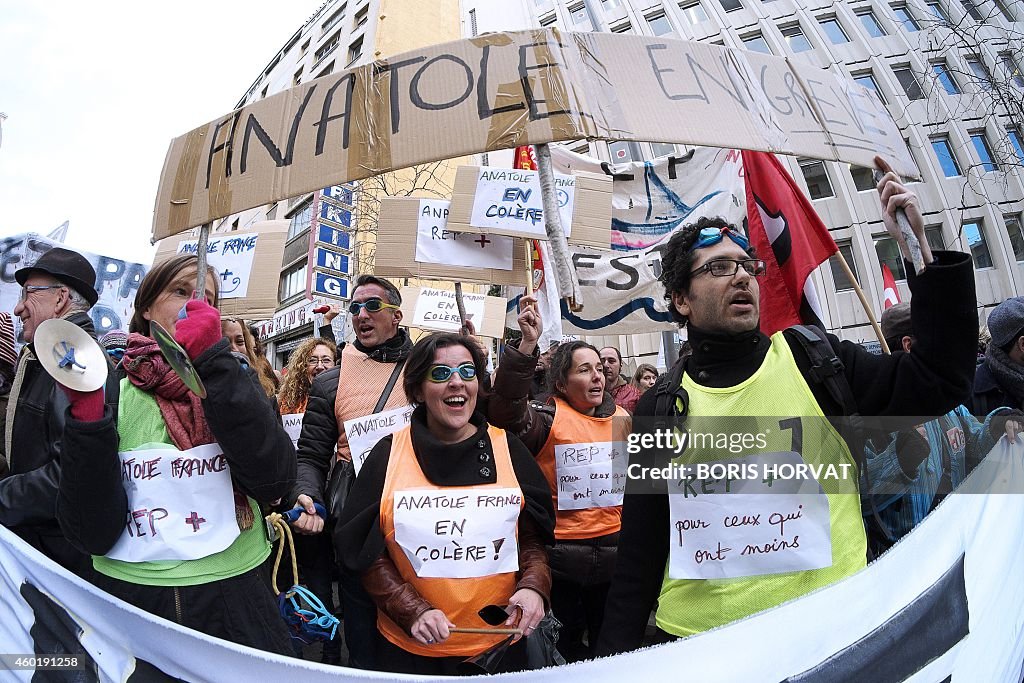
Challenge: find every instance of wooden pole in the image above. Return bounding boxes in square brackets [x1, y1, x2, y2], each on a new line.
[534, 143, 581, 309]
[454, 281, 469, 335]
[836, 250, 890, 354]
[194, 222, 211, 297]
[449, 627, 521, 635]
[524, 240, 534, 296]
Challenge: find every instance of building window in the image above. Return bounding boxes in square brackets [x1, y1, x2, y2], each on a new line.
[1007, 128, 1024, 162]
[993, 0, 1015, 21]
[602, 0, 622, 8]
[961, 220, 993, 268]
[679, 1, 710, 24]
[279, 262, 308, 302]
[1004, 215, 1024, 261]
[828, 240, 858, 291]
[742, 33, 772, 53]
[925, 225, 946, 251]
[850, 165, 876, 191]
[819, 18, 850, 43]
[799, 159, 834, 199]
[891, 5, 921, 30]
[540, 14, 558, 26]
[569, 4, 594, 30]
[354, 5, 368, 28]
[347, 36, 364, 65]
[300, 39, 310, 56]
[970, 132, 1000, 171]
[287, 200, 314, 240]
[321, 5, 346, 34]
[651, 142, 676, 157]
[611, 21, 633, 32]
[874, 236, 907, 280]
[853, 71, 887, 104]
[932, 62, 961, 94]
[648, 13, 674, 35]
[966, 57, 994, 89]
[260, 85, 269, 99]
[892, 66, 924, 100]
[720, 0, 743, 11]
[1000, 54, 1024, 88]
[609, 140, 642, 162]
[293, 67, 303, 87]
[927, 1, 951, 23]
[931, 136, 963, 176]
[316, 61, 335, 79]
[960, 0, 984, 20]
[315, 32, 340, 65]
[781, 24, 812, 52]
[858, 11, 888, 37]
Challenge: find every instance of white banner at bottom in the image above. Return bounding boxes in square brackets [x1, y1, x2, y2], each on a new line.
[1, 439, 1022, 682]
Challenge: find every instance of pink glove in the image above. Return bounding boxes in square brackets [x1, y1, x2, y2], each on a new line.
[60, 386, 104, 422]
[174, 299, 223, 361]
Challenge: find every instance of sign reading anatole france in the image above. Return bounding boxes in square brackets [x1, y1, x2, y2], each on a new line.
[153, 29, 917, 239]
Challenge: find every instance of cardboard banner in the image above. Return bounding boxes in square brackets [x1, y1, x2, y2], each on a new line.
[374, 198, 530, 286]
[506, 146, 746, 335]
[153, 220, 288, 319]
[0, 233, 150, 344]
[401, 286, 506, 338]
[153, 29, 917, 238]
[174, 231, 260, 298]
[447, 166, 611, 247]
[2, 440, 1021, 681]
[393, 487, 522, 579]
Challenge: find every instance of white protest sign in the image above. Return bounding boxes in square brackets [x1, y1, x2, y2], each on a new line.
[469, 168, 575, 240]
[411, 287, 487, 333]
[106, 444, 240, 563]
[344, 404, 415, 475]
[415, 199, 514, 270]
[176, 232, 259, 298]
[282, 413, 304, 448]
[554, 441, 628, 511]
[393, 487, 521, 579]
[667, 452, 832, 580]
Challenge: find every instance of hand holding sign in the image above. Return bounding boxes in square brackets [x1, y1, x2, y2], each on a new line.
[874, 155, 930, 274]
[517, 295, 541, 356]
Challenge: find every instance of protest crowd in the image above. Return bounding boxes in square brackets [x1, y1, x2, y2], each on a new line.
[1, 154, 1023, 678]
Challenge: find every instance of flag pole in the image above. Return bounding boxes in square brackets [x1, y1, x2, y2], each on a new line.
[836, 251, 890, 354]
[524, 240, 534, 296]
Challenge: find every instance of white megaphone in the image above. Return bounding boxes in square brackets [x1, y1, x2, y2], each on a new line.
[34, 319, 108, 392]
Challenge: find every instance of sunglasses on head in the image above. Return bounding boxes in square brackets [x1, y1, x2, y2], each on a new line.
[691, 226, 750, 251]
[348, 297, 399, 315]
[428, 362, 478, 383]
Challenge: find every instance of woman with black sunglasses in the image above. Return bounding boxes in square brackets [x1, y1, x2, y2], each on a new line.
[337, 332, 554, 675]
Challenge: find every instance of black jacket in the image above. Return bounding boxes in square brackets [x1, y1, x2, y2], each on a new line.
[57, 338, 296, 557]
[597, 251, 978, 656]
[293, 366, 341, 504]
[970, 360, 1022, 414]
[0, 312, 118, 576]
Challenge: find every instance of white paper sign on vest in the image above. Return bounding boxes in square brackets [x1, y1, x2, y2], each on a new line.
[393, 487, 521, 579]
[345, 404, 415, 474]
[554, 441, 628, 510]
[667, 452, 832, 580]
[282, 413, 304, 448]
[106, 443, 240, 563]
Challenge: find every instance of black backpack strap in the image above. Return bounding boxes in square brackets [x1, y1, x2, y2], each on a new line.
[373, 358, 407, 414]
[653, 356, 689, 418]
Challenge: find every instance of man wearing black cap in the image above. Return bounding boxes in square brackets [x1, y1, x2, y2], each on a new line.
[973, 296, 1024, 413]
[1, 247, 113, 577]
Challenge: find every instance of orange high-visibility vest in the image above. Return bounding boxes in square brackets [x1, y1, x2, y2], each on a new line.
[334, 344, 409, 461]
[537, 397, 631, 540]
[379, 424, 524, 657]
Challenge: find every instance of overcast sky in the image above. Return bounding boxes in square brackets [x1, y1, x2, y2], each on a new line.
[0, 1, 324, 265]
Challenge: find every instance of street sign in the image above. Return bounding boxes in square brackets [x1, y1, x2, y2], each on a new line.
[323, 184, 354, 206]
[316, 224, 350, 251]
[312, 272, 349, 300]
[315, 248, 350, 275]
[319, 202, 351, 227]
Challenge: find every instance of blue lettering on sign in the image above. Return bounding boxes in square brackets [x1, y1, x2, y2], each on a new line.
[313, 272, 349, 299]
[319, 203, 351, 227]
[317, 225, 351, 251]
[324, 185, 354, 205]
[315, 249, 350, 275]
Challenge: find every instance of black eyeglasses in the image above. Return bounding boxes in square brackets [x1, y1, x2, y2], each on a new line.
[690, 259, 766, 278]
[427, 363, 478, 383]
[348, 298, 399, 315]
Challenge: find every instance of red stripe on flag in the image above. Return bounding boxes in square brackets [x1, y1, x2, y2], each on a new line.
[514, 146, 545, 290]
[881, 263, 902, 309]
[742, 151, 838, 336]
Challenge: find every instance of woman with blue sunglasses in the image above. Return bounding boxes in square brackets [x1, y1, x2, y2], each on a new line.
[337, 332, 555, 675]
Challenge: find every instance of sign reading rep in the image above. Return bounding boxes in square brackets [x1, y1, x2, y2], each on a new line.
[555, 441, 628, 510]
[106, 444, 241, 564]
[415, 199, 514, 270]
[666, 452, 832, 580]
[467, 168, 575, 240]
[393, 487, 522, 579]
[154, 29, 917, 239]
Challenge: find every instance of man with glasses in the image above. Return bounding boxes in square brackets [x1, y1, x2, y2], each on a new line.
[1, 247, 114, 579]
[599, 159, 979, 654]
[289, 274, 413, 669]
